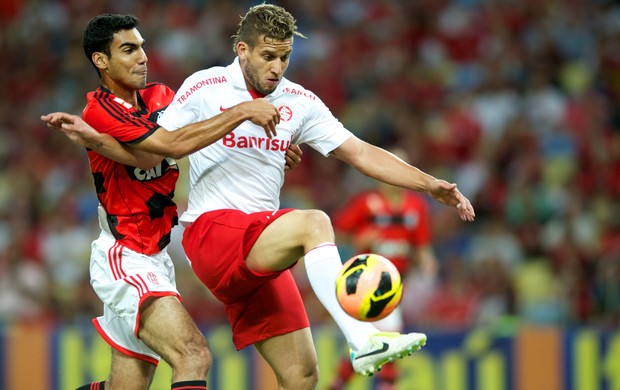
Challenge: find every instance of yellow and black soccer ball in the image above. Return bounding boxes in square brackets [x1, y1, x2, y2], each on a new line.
[335, 253, 403, 321]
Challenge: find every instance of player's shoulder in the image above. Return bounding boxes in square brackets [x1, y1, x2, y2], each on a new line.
[83, 88, 115, 121]
[85, 87, 113, 104]
[141, 82, 175, 101]
[143, 81, 174, 94]
[184, 66, 231, 86]
[175, 66, 232, 100]
[142, 81, 175, 100]
[82, 96, 106, 125]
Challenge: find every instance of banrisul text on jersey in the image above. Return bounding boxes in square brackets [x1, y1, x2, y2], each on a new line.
[222, 132, 291, 151]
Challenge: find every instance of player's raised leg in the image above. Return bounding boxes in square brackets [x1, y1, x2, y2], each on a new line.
[246, 209, 426, 376]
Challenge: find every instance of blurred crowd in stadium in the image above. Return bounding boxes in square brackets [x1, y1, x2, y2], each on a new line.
[1, 0, 620, 333]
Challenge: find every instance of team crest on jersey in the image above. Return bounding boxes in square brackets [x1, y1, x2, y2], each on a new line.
[278, 105, 293, 122]
[147, 272, 159, 285]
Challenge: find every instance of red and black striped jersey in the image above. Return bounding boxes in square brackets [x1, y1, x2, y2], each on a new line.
[83, 83, 179, 254]
[333, 190, 432, 275]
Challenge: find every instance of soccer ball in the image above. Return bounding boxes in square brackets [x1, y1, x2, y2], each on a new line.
[335, 253, 403, 321]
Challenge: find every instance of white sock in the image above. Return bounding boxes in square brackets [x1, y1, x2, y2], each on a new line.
[304, 243, 377, 351]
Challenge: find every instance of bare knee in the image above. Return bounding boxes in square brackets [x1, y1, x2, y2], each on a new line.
[300, 209, 334, 245]
[173, 335, 212, 377]
[278, 362, 319, 390]
[139, 297, 212, 378]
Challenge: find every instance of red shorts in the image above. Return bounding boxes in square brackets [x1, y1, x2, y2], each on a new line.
[182, 209, 310, 350]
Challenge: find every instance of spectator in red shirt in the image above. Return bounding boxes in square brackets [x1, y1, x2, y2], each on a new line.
[328, 147, 439, 390]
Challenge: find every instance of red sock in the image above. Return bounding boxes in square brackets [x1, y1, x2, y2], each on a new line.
[171, 380, 207, 389]
[75, 381, 105, 390]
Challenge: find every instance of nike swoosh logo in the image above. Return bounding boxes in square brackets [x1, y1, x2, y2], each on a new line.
[354, 342, 389, 359]
[219, 105, 229, 112]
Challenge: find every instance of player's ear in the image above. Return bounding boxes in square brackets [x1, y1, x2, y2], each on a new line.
[92, 52, 108, 70]
[236, 41, 248, 59]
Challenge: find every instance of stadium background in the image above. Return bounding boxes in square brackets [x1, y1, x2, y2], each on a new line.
[1, 0, 619, 389]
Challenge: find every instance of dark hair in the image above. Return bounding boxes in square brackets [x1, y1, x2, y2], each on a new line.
[232, 3, 305, 52]
[82, 14, 139, 75]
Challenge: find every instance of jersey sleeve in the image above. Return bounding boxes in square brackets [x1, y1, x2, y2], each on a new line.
[157, 72, 206, 131]
[293, 96, 353, 157]
[83, 93, 160, 144]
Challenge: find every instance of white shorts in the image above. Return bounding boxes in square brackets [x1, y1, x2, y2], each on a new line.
[90, 231, 180, 364]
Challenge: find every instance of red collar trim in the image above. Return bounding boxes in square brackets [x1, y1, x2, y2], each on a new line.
[248, 90, 266, 99]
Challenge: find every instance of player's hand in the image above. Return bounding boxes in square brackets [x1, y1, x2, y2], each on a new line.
[239, 98, 280, 138]
[284, 143, 303, 171]
[427, 179, 475, 222]
[41, 112, 101, 148]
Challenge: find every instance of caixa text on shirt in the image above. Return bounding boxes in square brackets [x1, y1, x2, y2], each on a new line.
[125, 157, 178, 181]
[222, 132, 291, 151]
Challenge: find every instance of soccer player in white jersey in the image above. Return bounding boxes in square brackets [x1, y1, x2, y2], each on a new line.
[45, 4, 475, 389]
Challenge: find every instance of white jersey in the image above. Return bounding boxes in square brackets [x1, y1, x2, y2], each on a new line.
[158, 58, 353, 223]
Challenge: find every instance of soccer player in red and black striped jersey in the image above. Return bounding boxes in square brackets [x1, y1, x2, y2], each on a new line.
[42, 13, 300, 390]
[85, 82, 179, 254]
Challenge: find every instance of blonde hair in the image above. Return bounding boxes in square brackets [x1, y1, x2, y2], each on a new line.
[232, 3, 306, 52]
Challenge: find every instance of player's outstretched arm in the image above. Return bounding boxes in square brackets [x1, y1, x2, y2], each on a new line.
[41, 112, 163, 169]
[331, 135, 475, 222]
[40, 99, 276, 164]
[143, 99, 280, 159]
[42, 100, 303, 169]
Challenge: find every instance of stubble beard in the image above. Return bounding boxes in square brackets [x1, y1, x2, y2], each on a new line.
[244, 62, 275, 95]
